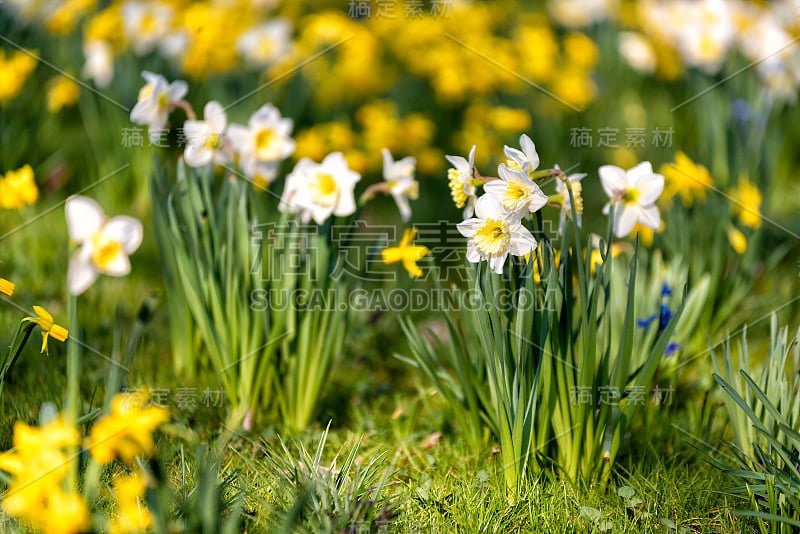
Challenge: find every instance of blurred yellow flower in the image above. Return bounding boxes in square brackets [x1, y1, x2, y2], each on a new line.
[110, 470, 152, 534]
[728, 226, 747, 254]
[178, 2, 251, 78]
[488, 107, 531, 134]
[611, 147, 640, 170]
[552, 68, 596, 109]
[84, 6, 124, 45]
[0, 278, 14, 297]
[382, 228, 429, 278]
[0, 50, 38, 103]
[660, 151, 712, 207]
[89, 391, 170, 465]
[631, 220, 665, 247]
[527, 247, 560, 283]
[47, 75, 80, 112]
[514, 23, 558, 83]
[40, 490, 92, 534]
[0, 164, 39, 210]
[46, 0, 97, 35]
[0, 417, 88, 534]
[589, 243, 629, 275]
[295, 122, 358, 163]
[728, 173, 762, 229]
[23, 306, 69, 355]
[564, 32, 599, 70]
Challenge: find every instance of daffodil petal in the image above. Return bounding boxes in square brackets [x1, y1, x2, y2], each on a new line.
[599, 165, 626, 198]
[615, 204, 640, 237]
[67, 247, 99, 296]
[102, 216, 143, 255]
[637, 174, 665, 205]
[65, 196, 105, 243]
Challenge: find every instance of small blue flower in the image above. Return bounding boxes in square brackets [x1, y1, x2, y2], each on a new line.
[661, 283, 672, 297]
[664, 342, 682, 357]
[658, 304, 673, 334]
[637, 314, 657, 329]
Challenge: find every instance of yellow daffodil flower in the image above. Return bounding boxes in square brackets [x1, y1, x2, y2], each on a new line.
[46, 75, 80, 112]
[0, 417, 87, 534]
[23, 306, 69, 355]
[0, 164, 39, 210]
[728, 173, 762, 229]
[39, 490, 92, 534]
[0, 278, 14, 296]
[89, 391, 170, 465]
[0, 49, 38, 103]
[660, 151, 712, 207]
[382, 229, 429, 278]
[589, 243, 629, 275]
[728, 227, 747, 254]
[110, 470, 153, 534]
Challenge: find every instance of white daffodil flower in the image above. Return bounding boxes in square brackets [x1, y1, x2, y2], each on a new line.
[446, 145, 477, 218]
[503, 134, 540, 178]
[554, 166, 587, 234]
[121, 1, 173, 56]
[457, 194, 538, 275]
[483, 164, 547, 218]
[618, 32, 656, 74]
[130, 71, 188, 141]
[599, 162, 664, 238]
[280, 152, 361, 225]
[65, 196, 143, 296]
[227, 103, 296, 178]
[183, 101, 227, 168]
[82, 40, 114, 88]
[236, 19, 292, 67]
[382, 148, 418, 222]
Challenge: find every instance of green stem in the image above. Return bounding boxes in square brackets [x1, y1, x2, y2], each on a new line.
[65, 292, 81, 490]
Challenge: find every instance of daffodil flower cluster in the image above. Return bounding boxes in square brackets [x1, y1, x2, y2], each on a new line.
[129, 71, 298, 187]
[449, 134, 666, 274]
[0, 418, 90, 534]
[0, 394, 169, 534]
[623, 0, 800, 101]
[131, 72, 423, 227]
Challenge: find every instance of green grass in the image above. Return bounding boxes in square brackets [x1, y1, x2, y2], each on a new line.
[0, 316, 756, 533]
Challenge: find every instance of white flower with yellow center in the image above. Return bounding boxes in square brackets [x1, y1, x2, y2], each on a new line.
[382, 148, 418, 222]
[503, 134, 540, 179]
[236, 19, 292, 67]
[457, 194, 538, 275]
[130, 71, 187, 141]
[484, 164, 547, 219]
[227, 104, 296, 180]
[82, 40, 114, 89]
[554, 167, 587, 234]
[280, 152, 361, 225]
[446, 145, 476, 218]
[599, 162, 664, 238]
[183, 101, 227, 168]
[121, 1, 173, 56]
[65, 196, 143, 296]
[677, 0, 735, 74]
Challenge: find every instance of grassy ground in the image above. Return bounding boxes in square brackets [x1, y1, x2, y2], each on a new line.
[0, 301, 757, 533]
